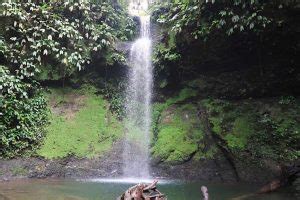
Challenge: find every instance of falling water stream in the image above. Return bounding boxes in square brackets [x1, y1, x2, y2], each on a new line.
[123, 8, 152, 178]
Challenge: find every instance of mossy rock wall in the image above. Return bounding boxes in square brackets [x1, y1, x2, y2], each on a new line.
[152, 85, 300, 163]
[152, 104, 204, 163]
[38, 86, 123, 159]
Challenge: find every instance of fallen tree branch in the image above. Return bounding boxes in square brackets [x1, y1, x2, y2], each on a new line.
[144, 180, 158, 191]
[117, 180, 166, 200]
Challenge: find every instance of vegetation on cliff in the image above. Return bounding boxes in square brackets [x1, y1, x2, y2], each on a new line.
[151, 87, 300, 164]
[151, 0, 299, 95]
[202, 97, 300, 162]
[0, 0, 299, 178]
[149, 0, 299, 165]
[0, 65, 48, 158]
[0, 2, 135, 158]
[38, 86, 123, 158]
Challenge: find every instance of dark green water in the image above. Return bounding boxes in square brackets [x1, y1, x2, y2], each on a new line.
[0, 178, 296, 200]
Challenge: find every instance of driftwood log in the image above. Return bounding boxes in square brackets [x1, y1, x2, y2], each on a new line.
[117, 180, 166, 200]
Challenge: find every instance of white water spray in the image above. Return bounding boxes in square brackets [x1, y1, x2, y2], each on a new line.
[123, 3, 152, 178]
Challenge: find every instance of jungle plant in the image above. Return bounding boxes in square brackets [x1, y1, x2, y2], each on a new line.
[151, 0, 298, 87]
[0, 2, 136, 157]
[1, 2, 135, 80]
[0, 65, 48, 158]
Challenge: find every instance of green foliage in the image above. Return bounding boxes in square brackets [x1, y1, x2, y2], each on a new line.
[153, 44, 181, 86]
[1, 2, 135, 80]
[38, 87, 123, 158]
[279, 96, 296, 105]
[254, 109, 300, 161]
[0, 65, 48, 158]
[153, 44, 180, 64]
[153, 1, 286, 40]
[0, 1, 135, 158]
[101, 80, 126, 119]
[151, 0, 298, 87]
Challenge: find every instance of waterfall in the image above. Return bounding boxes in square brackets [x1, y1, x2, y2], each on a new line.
[123, 13, 152, 178]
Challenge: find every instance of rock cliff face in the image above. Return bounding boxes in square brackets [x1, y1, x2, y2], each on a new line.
[149, 100, 281, 183]
[0, 140, 124, 181]
[148, 78, 300, 188]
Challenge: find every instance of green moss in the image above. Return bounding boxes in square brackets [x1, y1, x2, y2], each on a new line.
[201, 97, 300, 162]
[38, 87, 123, 158]
[153, 92, 300, 163]
[152, 104, 204, 163]
[157, 88, 198, 110]
[194, 145, 218, 160]
[152, 88, 198, 140]
[225, 117, 253, 149]
[152, 124, 197, 162]
[11, 167, 28, 176]
[209, 117, 222, 134]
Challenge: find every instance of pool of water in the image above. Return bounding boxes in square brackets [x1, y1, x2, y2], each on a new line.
[0, 178, 296, 200]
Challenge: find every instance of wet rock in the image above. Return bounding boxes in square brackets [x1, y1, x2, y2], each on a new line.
[0, 139, 292, 184]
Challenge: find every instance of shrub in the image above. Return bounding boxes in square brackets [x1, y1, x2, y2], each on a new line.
[0, 65, 48, 158]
